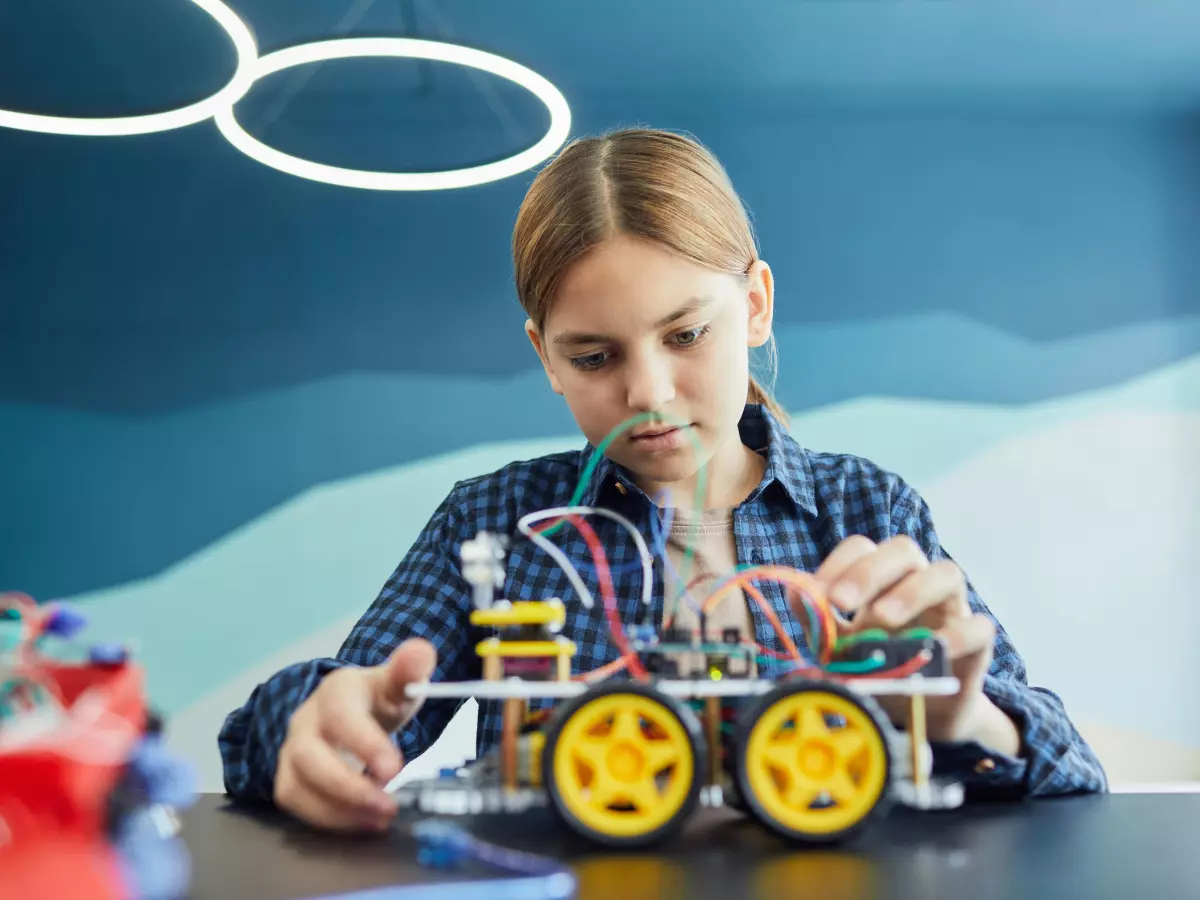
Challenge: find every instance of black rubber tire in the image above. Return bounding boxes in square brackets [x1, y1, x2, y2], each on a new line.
[733, 678, 893, 845]
[541, 681, 705, 848]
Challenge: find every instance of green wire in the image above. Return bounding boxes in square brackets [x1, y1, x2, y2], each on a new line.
[823, 658, 886, 674]
[545, 412, 708, 624]
[834, 628, 890, 650]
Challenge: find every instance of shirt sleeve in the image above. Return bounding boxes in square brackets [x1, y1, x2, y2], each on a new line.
[218, 487, 478, 802]
[889, 481, 1108, 799]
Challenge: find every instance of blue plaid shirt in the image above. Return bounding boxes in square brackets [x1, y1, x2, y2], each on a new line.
[219, 405, 1106, 802]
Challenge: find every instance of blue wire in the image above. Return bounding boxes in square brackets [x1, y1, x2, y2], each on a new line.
[649, 501, 705, 619]
[561, 499, 704, 618]
[559, 502, 676, 577]
[296, 820, 576, 900]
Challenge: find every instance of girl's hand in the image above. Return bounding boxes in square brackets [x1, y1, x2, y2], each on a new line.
[274, 639, 437, 832]
[802, 535, 1020, 755]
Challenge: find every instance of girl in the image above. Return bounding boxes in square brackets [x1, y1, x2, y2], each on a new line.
[219, 128, 1106, 833]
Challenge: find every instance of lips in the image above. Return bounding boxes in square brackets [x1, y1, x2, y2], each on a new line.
[627, 424, 692, 453]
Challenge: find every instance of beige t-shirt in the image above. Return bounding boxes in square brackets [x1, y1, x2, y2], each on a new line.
[660, 506, 755, 676]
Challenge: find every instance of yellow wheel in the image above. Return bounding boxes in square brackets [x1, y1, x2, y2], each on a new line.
[542, 682, 703, 847]
[736, 681, 891, 843]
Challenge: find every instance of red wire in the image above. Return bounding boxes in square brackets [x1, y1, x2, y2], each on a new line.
[537, 514, 648, 680]
[527, 518, 931, 687]
[754, 643, 794, 661]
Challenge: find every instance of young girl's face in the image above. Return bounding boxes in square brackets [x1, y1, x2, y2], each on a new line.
[527, 233, 774, 499]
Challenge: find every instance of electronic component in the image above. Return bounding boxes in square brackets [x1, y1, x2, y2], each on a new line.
[470, 600, 575, 682]
[829, 628, 949, 678]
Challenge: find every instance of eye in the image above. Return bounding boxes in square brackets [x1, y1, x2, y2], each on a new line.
[570, 350, 610, 371]
[672, 324, 711, 347]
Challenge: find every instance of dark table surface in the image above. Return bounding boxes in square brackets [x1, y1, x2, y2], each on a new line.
[181, 792, 1200, 900]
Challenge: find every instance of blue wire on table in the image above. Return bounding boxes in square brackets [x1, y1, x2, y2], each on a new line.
[296, 820, 576, 900]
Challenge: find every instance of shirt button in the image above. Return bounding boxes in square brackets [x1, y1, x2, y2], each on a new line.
[615, 483, 627, 495]
[975, 758, 996, 774]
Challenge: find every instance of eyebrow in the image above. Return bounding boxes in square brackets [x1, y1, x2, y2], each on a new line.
[551, 295, 716, 346]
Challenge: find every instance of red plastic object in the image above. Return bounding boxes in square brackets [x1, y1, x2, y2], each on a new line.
[0, 657, 148, 900]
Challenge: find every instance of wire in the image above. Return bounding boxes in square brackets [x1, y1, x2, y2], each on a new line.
[647, 496, 705, 622]
[701, 566, 836, 663]
[517, 507, 654, 612]
[565, 516, 647, 680]
[548, 413, 708, 623]
[571, 654, 632, 683]
[298, 819, 577, 900]
[852, 648, 932, 680]
[566, 499, 676, 578]
[0, 592, 39, 657]
[738, 582, 803, 663]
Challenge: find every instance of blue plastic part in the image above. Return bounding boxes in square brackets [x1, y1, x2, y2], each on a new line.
[437, 767, 459, 779]
[89, 643, 130, 666]
[42, 603, 87, 638]
[130, 736, 198, 810]
[628, 624, 659, 645]
[114, 807, 192, 900]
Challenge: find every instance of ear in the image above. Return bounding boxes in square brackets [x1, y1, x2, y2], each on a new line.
[525, 319, 564, 395]
[745, 260, 775, 349]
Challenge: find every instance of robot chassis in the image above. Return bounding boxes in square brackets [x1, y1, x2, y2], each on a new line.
[395, 532, 965, 848]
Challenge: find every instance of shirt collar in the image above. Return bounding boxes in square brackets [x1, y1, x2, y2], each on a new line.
[741, 404, 817, 515]
[575, 405, 816, 514]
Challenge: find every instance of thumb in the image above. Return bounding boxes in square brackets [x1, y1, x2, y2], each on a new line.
[371, 638, 438, 733]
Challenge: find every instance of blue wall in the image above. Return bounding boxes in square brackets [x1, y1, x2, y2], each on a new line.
[3, 105, 1198, 600]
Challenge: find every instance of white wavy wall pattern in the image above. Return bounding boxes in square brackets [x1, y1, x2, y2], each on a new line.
[5, 312, 1200, 603]
[49, 347, 1200, 792]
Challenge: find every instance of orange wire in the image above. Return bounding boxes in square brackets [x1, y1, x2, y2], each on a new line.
[661, 573, 711, 630]
[738, 582, 803, 663]
[572, 654, 633, 682]
[703, 566, 838, 664]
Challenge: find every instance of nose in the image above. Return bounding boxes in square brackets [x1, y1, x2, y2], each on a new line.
[624, 350, 676, 413]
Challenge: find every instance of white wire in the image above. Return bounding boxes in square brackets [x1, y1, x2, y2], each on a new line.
[516, 506, 654, 611]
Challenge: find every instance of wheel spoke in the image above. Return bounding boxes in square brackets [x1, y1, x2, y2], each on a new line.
[621, 777, 663, 812]
[609, 708, 644, 745]
[640, 738, 681, 774]
[829, 727, 865, 762]
[588, 769, 620, 809]
[825, 769, 860, 806]
[783, 772, 822, 809]
[570, 735, 609, 772]
[797, 700, 829, 740]
[761, 740, 797, 772]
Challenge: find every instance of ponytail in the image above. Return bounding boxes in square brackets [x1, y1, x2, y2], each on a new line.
[747, 376, 789, 426]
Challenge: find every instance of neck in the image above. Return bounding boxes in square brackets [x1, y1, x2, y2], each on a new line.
[640, 432, 766, 512]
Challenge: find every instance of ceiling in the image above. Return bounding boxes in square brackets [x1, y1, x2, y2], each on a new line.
[3, 0, 1200, 116]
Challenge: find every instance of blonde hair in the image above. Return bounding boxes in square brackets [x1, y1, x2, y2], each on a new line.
[512, 127, 788, 425]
